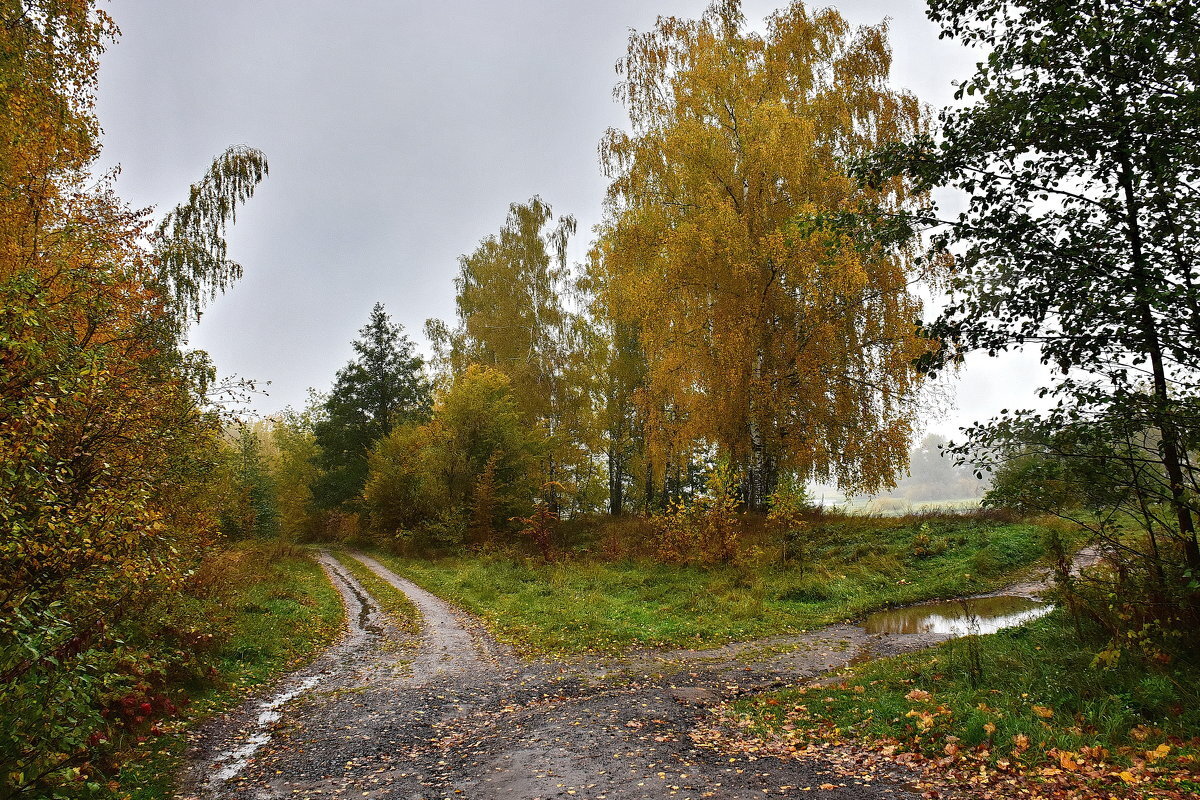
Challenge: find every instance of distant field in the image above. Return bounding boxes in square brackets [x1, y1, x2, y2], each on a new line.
[838, 497, 984, 515]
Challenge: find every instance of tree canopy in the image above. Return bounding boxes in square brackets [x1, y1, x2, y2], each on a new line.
[859, 0, 1200, 627]
[593, 0, 937, 508]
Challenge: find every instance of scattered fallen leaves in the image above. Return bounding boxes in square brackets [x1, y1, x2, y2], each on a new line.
[696, 692, 1200, 800]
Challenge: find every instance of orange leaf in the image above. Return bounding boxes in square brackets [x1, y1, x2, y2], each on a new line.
[1058, 751, 1080, 771]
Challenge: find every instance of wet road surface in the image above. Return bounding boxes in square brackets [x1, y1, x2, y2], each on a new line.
[177, 552, 957, 800]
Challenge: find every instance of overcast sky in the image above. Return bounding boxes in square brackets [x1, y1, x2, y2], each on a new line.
[95, 0, 1048, 437]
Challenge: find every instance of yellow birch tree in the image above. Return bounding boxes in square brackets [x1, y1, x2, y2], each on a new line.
[428, 197, 591, 511]
[594, 0, 937, 508]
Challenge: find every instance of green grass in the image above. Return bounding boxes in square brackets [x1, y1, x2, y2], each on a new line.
[728, 611, 1200, 796]
[370, 514, 1061, 655]
[121, 545, 344, 799]
[333, 552, 421, 633]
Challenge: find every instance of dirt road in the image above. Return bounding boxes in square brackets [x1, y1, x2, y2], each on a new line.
[177, 552, 949, 799]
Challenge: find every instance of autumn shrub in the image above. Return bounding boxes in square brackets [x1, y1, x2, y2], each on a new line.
[363, 365, 544, 552]
[983, 436, 1200, 662]
[0, 541, 325, 797]
[767, 478, 814, 570]
[909, 530, 950, 559]
[316, 509, 367, 545]
[515, 491, 561, 562]
[652, 463, 742, 564]
[469, 453, 502, 545]
[115, 546, 343, 798]
[1055, 540, 1199, 667]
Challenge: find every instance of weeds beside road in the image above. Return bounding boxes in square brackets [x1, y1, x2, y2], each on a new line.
[719, 611, 1200, 799]
[119, 545, 344, 799]
[370, 512, 1062, 655]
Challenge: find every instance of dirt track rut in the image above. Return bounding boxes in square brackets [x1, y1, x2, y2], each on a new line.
[177, 552, 936, 800]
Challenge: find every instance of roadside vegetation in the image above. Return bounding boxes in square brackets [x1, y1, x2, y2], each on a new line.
[370, 510, 1064, 655]
[118, 544, 343, 799]
[722, 611, 1200, 799]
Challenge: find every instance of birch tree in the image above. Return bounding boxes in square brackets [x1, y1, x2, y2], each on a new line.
[595, 0, 936, 508]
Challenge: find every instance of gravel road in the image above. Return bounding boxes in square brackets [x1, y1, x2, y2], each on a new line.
[176, 552, 950, 800]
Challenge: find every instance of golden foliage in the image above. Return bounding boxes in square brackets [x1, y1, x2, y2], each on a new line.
[594, 0, 939, 497]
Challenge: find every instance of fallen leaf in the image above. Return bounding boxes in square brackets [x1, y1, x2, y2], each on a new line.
[1146, 743, 1171, 762]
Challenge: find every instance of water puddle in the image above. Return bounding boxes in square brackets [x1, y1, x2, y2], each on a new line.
[208, 674, 322, 786]
[863, 595, 1052, 636]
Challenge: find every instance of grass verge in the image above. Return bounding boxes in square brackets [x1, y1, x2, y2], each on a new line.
[332, 552, 421, 633]
[120, 544, 343, 799]
[721, 611, 1200, 799]
[370, 514, 1061, 655]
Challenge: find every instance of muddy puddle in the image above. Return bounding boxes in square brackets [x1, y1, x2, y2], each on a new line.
[864, 595, 1052, 636]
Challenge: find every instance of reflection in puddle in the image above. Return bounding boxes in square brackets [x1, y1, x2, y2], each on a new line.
[863, 595, 1052, 636]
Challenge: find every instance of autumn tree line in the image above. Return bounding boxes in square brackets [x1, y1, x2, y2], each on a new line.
[227, 2, 936, 556]
[230, 0, 1200, 652]
[231, 0, 1199, 640]
[3, 0, 1199, 794]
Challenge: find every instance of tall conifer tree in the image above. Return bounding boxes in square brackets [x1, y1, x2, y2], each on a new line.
[314, 303, 429, 509]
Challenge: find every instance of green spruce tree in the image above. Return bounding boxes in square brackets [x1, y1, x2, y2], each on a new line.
[313, 303, 430, 510]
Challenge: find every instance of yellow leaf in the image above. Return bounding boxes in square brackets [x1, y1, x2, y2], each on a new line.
[1031, 705, 1054, 718]
[1146, 743, 1171, 762]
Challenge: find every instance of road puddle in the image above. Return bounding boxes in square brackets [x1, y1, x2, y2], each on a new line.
[209, 674, 322, 785]
[863, 595, 1052, 636]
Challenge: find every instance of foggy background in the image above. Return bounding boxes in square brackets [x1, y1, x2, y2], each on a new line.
[95, 1, 1049, 498]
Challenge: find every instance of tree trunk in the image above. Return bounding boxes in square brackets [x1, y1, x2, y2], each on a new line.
[745, 425, 778, 512]
[745, 348, 778, 512]
[1116, 144, 1200, 576]
[644, 461, 656, 513]
[607, 447, 624, 515]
